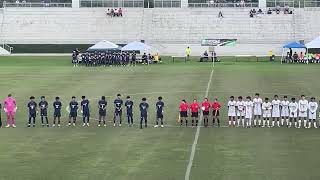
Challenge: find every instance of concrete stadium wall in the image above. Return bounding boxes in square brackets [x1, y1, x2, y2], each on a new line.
[0, 8, 317, 55]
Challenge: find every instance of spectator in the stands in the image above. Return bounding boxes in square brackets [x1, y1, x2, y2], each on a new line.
[285, 52, 291, 63]
[258, 9, 263, 14]
[252, 9, 256, 15]
[284, 5, 289, 14]
[111, 9, 115, 17]
[267, 8, 272, 14]
[299, 52, 304, 62]
[249, 10, 254, 18]
[142, 53, 147, 65]
[201, 51, 208, 62]
[289, 48, 293, 59]
[15, 0, 19, 7]
[106, 9, 111, 17]
[118, 8, 123, 17]
[276, 6, 281, 14]
[240, 0, 245, 7]
[114, 9, 118, 16]
[218, 11, 224, 18]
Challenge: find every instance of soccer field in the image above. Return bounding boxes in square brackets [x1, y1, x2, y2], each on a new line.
[0, 56, 320, 180]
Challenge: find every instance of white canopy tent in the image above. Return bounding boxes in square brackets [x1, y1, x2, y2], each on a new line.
[87, 40, 120, 52]
[121, 41, 157, 54]
[306, 36, 320, 49]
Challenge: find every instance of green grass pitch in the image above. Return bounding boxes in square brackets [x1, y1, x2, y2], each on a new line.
[0, 56, 319, 180]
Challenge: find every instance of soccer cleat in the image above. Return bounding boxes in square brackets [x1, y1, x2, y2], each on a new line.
[42, 124, 45, 127]
[113, 123, 116, 127]
[52, 124, 56, 127]
[58, 124, 61, 127]
[12, 124, 16, 128]
[46, 124, 49, 127]
[27, 124, 31, 127]
[82, 123, 86, 127]
[98, 124, 101, 127]
[104, 124, 107, 127]
[119, 124, 122, 127]
[161, 125, 164, 128]
[86, 123, 90, 127]
[73, 123, 76, 127]
[68, 123, 71, 126]
[5, 125, 10, 128]
[33, 124, 35, 127]
[154, 125, 159, 128]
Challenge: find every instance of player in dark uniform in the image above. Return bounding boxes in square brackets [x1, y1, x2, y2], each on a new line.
[125, 96, 134, 126]
[53, 96, 62, 127]
[39, 96, 49, 127]
[155, 96, 165, 128]
[139, 97, 149, 129]
[27, 96, 37, 127]
[130, 52, 136, 66]
[72, 51, 78, 67]
[68, 96, 78, 126]
[98, 96, 107, 127]
[81, 96, 90, 127]
[113, 94, 123, 127]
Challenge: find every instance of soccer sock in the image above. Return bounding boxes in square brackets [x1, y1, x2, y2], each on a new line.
[286, 119, 289, 126]
[127, 116, 130, 124]
[45, 117, 48, 124]
[272, 120, 275, 127]
[58, 118, 60, 124]
[180, 120, 183, 126]
[295, 121, 297, 127]
[73, 118, 76, 123]
[217, 118, 220, 125]
[0, 116, 2, 127]
[192, 120, 194, 126]
[304, 120, 307, 127]
[213, 118, 215, 125]
[119, 117, 122, 124]
[32, 117, 35, 125]
[185, 120, 188, 126]
[298, 120, 301, 127]
[196, 120, 198, 126]
[267, 120, 270, 127]
[145, 118, 147, 127]
[308, 122, 311, 128]
[249, 119, 252, 126]
[160, 119, 163, 125]
[241, 119, 244, 127]
[228, 120, 231, 125]
[281, 119, 284, 126]
[41, 116, 44, 124]
[53, 117, 56, 124]
[253, 119, 257, 126]
[28, 117, 31, 125]
[314, 122, 317, 128]
[237, 119, 240, 126]
[263, 119, 265, 126]
[277, 120, 280, 127]
[258, 119, 261, 126]
[83, 117, 86, 123]
[246, 120, 249, 127]
[87, 117, 89, 123]
[113, 117, 116, 124]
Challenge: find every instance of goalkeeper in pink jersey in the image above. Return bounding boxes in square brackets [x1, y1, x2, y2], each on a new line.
[4, 94, 17, 128]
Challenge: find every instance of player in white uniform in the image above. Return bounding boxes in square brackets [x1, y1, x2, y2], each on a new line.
[236, 96, 245, 127]
[298, 95, 308, 128]
[253, 93, 263, 127]
[244, 96, 253, 128]
[281, 96, 290, 127]
[262, 97, 272, 127]
[308, 97, 318, 128]
[288, 97, 298, 128]
[271, 95, 281, 127]
[227, 96, 237, 126]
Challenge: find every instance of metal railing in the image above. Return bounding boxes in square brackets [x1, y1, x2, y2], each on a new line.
[80, 0, 143, 7]
[2, 44, 13, 54]
[154, 0, 181, 7]
[188, 2, 258, 7]
[3, 2, 72, 7]
[304, 1, 320, 7]
[266, 0, 294, 7]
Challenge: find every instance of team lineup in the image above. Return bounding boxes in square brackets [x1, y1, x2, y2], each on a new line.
[1, 93, 319, 129]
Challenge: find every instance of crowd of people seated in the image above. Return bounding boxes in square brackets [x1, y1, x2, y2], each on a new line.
[106, 8, 123, 17]
[72, 50, 161, 67]
[249, 6, 293, 17]
[283, 49, 320, 64]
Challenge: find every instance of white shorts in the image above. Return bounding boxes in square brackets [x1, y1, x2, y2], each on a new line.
[281, 110, 289, 117]
[299, 111, 307, 118]
[289, 111, 298, 118]
[309, 112, 317, 120]
[228, 111, 236, 117]
[263, 111, 271, 118]
[245, 113, 252, 119]
[253, 108, 262, 116]
[272, 111, 280, 118]
[237, 111, 245, 117]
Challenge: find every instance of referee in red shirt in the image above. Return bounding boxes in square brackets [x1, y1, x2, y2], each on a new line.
[179, 100, 189, 127]
[212, 98, 221, 127]
[201, 98, 211, 127]
[190, 99, 200, 127]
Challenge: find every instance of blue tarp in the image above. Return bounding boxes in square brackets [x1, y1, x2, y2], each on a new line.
[283, 42, 306, 48]
[121, 41, 152, 51]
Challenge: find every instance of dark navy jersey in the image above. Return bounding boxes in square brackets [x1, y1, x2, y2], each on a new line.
[39, 101, 48, 111]
[81, 99, 90, 112]
[125, 100, 133, 113]
[156, 101, 164, 113]
[27, 101, 37, 114]
[53, 101, 62, 112]
[139, 102, 149, 115]
[114, 98, 123, 111]
[69, 101, 78, 112]
[98, 100, 107, 110]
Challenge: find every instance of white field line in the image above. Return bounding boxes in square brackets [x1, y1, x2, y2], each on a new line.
[185, 68, 215, 180]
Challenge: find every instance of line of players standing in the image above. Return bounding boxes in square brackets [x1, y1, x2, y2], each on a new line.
[26, 94, 165, 129]
[227, 93, 319, 128]
[78, 52, 138, 67]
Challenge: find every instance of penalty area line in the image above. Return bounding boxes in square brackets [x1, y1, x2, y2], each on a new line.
[184, 68, 215, 180]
